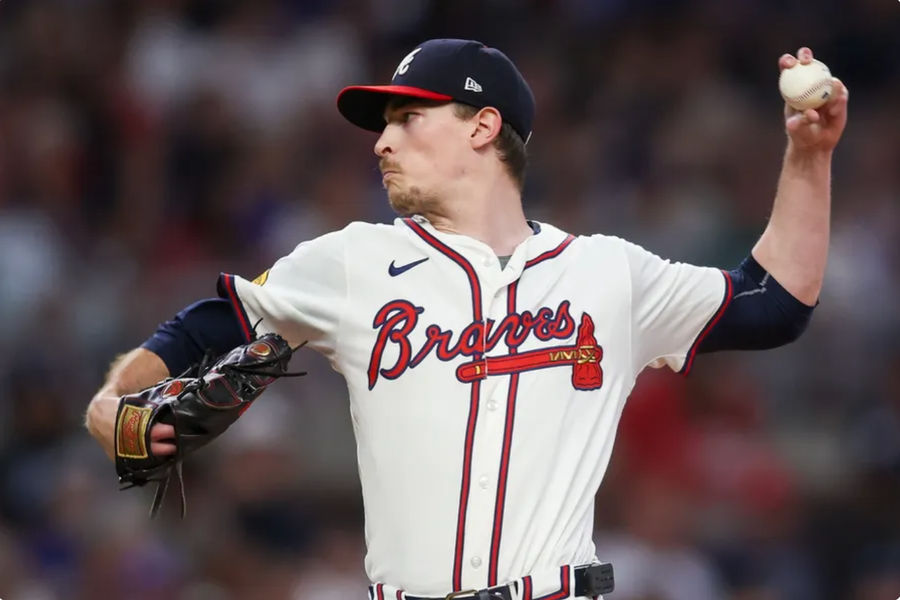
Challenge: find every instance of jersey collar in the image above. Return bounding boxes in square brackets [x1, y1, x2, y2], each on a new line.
[398, 215, 571, 279]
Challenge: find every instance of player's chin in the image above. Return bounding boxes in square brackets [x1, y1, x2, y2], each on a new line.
[388, 197, 416, 217]
[387, 190, 415, 217]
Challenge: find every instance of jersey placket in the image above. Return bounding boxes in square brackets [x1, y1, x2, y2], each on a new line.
[455, 257, 525, 591]
[403, 217, 572, 592]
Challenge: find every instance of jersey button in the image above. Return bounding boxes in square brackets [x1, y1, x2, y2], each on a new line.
[471, 556, 482, 568]
[486, 400, 498, 411]
[478, 475, 490, 489]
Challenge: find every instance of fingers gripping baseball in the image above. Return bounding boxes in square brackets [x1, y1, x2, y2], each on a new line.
[778, 47, 849, 152]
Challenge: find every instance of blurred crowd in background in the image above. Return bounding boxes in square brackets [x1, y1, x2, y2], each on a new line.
[0, 0, 898, 598]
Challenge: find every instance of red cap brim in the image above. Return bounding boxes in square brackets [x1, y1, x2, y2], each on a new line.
[336, 85, 454, 132]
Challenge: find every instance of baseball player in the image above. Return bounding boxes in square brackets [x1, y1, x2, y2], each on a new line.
[86, 40, 848, 599]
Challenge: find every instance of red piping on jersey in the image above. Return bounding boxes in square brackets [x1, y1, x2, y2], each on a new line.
[487, 281, 520, 586]
[680, 269, 733, 376]
[524, 234, 575, 268]
[456, 381, 482, 586]
[218, 274, 254, 342]
[402, 217, 484, 592]
[487, 232, 576, 585]
[396, 590, 403, 600]
[375, 583, 384, 600]
[523, 565, 571, 600]
[403, 219, 483, 324]
[522, 575, 532, 599]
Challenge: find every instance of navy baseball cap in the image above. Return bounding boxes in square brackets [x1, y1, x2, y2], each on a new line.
[337, 39, 535, 143]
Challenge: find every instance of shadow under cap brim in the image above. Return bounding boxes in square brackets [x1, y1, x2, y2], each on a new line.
[337, 85, 454, 132]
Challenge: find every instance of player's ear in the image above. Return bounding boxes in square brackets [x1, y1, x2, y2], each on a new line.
[469, 107, 502, 150]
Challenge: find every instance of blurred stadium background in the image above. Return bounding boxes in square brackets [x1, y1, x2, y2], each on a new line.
[0, 0, 898, 598]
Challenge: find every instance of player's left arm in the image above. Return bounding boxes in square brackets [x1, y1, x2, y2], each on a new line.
[751, 46, 849, 306]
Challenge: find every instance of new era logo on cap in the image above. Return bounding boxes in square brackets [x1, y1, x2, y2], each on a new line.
[464, 77, 483, 93]
[337, 39, 536, 143]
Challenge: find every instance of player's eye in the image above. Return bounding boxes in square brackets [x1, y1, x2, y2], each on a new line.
[385, 109, 420, 125]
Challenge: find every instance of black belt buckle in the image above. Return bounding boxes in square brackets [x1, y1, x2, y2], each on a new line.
[577, 562, 615, 596]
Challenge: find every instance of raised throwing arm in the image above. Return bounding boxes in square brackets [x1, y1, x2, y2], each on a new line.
[752, 47, 849, 306]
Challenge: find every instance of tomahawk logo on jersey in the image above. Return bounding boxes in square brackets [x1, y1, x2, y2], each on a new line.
[215, 214, 726, 597]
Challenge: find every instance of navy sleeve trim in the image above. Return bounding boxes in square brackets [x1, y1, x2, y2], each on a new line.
[141, 298, 247, 377]
[679, 270, 734, 376]
[217, 273, 254, 342]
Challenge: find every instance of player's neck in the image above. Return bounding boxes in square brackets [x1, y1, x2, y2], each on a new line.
[425, 178, 531, 256]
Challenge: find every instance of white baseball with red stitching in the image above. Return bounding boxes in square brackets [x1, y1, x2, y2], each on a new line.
[779, 58, 833, 110]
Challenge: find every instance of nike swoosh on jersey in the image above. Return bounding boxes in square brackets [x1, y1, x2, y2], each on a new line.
[388, 257, 429, 277]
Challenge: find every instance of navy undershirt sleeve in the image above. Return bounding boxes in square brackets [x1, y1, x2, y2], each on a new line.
[141, 298, 246, 376]
[697, 255, 815, 353]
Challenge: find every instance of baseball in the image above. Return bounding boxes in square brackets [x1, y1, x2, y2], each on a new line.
[779, 58, 833, 111]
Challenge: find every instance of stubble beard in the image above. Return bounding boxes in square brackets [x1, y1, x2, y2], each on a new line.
[386, 184, 441, 217]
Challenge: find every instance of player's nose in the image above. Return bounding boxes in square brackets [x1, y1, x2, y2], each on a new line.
[374, 126, 395, 157]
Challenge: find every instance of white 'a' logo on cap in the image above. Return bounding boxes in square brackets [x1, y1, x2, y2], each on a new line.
[393, 48, 422, 80]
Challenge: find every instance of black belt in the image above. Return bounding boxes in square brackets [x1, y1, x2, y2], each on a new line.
[401, 563, 614, 600]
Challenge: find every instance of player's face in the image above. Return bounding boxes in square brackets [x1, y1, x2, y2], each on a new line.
[375, 99, 474, 216]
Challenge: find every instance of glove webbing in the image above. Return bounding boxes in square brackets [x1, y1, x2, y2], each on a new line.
[150, 461, 185, 519]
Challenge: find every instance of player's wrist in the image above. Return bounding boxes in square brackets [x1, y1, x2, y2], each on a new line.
[85, 392, 119, 459]
[784, 141, 833, 167]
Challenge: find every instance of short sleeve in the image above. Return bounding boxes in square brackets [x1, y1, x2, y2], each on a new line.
[624, 240, 732, 374]
[217, 230, 347, 358]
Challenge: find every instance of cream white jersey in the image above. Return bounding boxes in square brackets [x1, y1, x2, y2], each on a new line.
[217, 215, 729, 598]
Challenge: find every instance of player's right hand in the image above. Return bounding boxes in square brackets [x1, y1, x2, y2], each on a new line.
[779, 47, 848, 154]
